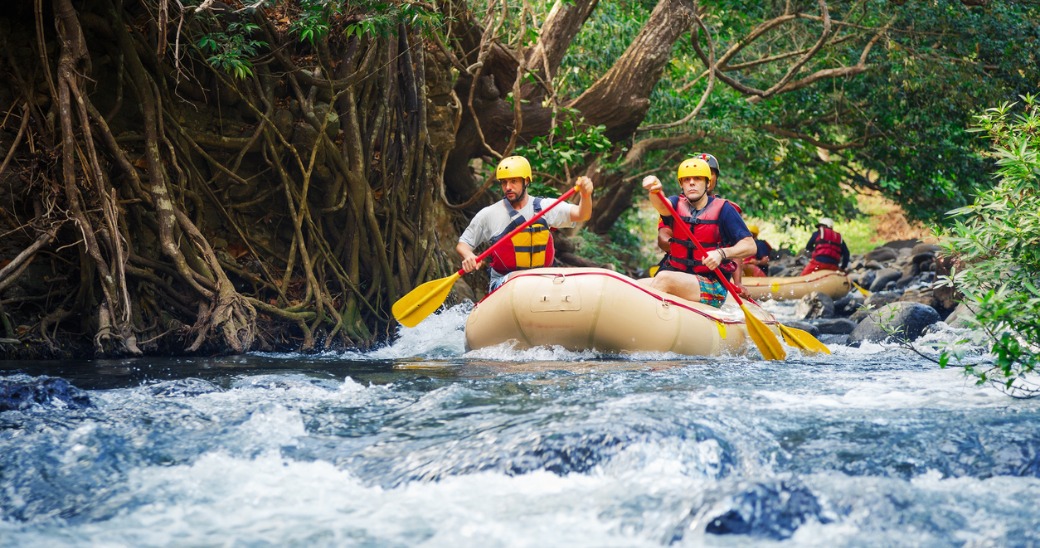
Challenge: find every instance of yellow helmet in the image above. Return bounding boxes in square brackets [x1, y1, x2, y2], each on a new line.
[677, 158, 712, 181]
[747, 224, 760, 237]
[496, 156, 532, 181]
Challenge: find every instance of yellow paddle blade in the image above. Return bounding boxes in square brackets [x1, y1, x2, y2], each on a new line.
[392, 272, 462, 328]
[852, 281, 872, 297]
[778, 323, 831, 354]
[740, 304, 786, 361]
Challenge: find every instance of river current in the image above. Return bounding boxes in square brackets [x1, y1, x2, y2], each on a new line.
[2, 302, 1039, 547]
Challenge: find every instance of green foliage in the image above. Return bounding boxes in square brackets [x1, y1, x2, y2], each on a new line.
[571, 221, 653, 275]
[291, 0, 338, 44]
[285, 1, 441, 43]
[937, 94, 1040, 388]
[843, 1, 1039, 225]
[342, 1, 441, 39]
[552, 0, 1040, 228]
[514, 107, 613, 184]
[197, 21, 266, 79]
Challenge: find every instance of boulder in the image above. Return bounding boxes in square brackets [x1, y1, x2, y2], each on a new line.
[848, 302, 941, 344]
[794, 292, 834, 320]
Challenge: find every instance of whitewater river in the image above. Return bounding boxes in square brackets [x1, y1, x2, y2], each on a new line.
[2, 303, 1039, 546]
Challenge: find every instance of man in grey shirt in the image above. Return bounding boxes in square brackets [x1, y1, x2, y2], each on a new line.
[456, 155, 594, 291]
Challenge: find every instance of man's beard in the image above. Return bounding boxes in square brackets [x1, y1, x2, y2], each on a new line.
[507, 185, 527, 206]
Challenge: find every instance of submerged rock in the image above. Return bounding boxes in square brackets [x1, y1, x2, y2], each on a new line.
[0, 375, 92, 411]
[671, 480, 829, 542]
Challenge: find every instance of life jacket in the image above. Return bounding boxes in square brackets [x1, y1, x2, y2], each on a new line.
[665, 196, 738, 277]
[489, 197, 555, 275]
[811, 227, 843, 264]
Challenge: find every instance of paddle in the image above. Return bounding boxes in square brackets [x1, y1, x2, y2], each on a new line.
[777, 322, 831, 354]
[393, 185, 580, 327]
[651, 191, 786, 360]
[851, 280, 872, 297]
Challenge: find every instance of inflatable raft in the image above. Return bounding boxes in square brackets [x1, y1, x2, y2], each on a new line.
[464, 267, 782, 355]
[742, 269, 851, 301]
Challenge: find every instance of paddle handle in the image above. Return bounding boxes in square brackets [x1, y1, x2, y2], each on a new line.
[459, 185, 580, 276]
[652, 190, 745, 306]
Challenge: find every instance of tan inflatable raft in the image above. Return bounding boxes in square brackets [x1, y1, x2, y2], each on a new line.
[742, 269, 851, 301]
[464, 267, 782, 355]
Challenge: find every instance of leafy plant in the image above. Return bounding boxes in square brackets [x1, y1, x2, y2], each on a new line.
[515, 107, 613, 184]
[197, 21, 266, 79]
[291, 0, 338, 44]
[937, 94, 1040, 394]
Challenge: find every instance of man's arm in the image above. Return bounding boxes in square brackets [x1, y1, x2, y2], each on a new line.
[657, 225, 672, 252]
[568, 176, 594, 222]
[840, 241, 851, 271]
[805, 232, 818, 252]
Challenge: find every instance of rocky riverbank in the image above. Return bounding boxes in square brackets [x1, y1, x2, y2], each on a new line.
[761, 239, 975, 347]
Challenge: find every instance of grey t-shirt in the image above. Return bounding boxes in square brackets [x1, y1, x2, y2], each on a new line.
[459, 197, 578, 287]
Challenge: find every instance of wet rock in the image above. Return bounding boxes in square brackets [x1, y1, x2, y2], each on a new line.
[780, 320, 819, 336]
[821, 334, 850, 346]
[813, 318, 857, 335]
[848, 302, 941, 344]
[861, 290, 902, 313]
[883, 238, 923, 250]
[701, 480, 829, 540]
[832, 292, 866, 317]
[0, 375, 92, 411]
[911, 243, 942, 256]
[911, 251, 936, 271]
[944, 302, 978, 329]
[863, 247, 898, 262]
[794, 292, 834, 320]
[869, 268, 902, 292]
[899, 287, 942, 313]
[850, 270, 876, 291]
[932, 255, 962, 312]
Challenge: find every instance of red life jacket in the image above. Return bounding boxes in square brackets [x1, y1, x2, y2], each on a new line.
[811, 227, 843, 263]
[489, 197, 556, 275]
[665, 196, 738, 277]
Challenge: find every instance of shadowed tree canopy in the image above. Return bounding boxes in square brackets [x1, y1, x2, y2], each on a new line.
[0, 0, 1036, 357]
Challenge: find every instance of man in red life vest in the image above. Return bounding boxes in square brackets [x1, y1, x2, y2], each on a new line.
[649, 153, 747, 282]
[456, 155, 594, 292]
[800, 217, 850, 275]
[639, 157, 756, 307]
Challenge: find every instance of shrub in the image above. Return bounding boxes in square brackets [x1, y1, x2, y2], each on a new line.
[938, 94, 1040, 394]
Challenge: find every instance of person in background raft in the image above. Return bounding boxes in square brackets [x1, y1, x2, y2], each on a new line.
[638, 157, 756, 307]
[801, 217, 850, 275]
[742, 224, 773, 277]
[457, 155, 594, 292]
